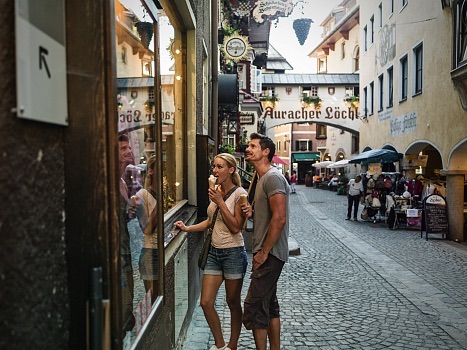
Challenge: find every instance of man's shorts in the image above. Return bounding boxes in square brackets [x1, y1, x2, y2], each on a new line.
[204, 246, 248, 280]
[243, 253, 285, 330]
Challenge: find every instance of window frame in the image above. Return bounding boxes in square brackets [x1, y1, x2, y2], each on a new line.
[378, 73, 384, 112]
[399, 54, 408, 101]
[413, 42, 423, 96]
[387, 65, 394, 107]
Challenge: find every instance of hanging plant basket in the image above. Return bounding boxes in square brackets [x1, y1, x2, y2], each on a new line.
[135, 21, 153, 49]
[293, 18, 313, 46]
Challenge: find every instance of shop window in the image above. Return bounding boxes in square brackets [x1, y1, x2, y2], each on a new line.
[114, 0, 186, 345]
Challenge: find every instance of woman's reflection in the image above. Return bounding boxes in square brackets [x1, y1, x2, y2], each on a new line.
[128, 154, 159, 304]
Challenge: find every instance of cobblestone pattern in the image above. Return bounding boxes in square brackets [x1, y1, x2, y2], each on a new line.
[181, 186, 467, 350]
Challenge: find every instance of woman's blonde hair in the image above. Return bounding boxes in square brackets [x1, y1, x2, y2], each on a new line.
[144, 155, 157, 188]
[215, 153, 241, 186]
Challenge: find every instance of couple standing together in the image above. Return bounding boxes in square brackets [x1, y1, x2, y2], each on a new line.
[175, 133, 289, 350]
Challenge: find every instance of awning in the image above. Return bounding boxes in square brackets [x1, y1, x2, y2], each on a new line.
[327, 159, 349, 168]
[272, 155, 289, 166]
[312, 160, 334, 168]
[349, 149, 403, 165]
[292, 152, 321, 162]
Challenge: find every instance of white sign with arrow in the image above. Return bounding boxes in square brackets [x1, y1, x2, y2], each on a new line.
[15, 0, 68, 125]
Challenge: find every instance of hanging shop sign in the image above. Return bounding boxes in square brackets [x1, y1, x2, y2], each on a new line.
[221, 33, 251, 62]
[252, 0, 294, 23]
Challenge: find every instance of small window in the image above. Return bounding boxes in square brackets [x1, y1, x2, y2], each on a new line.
[387, 66, 394, 107]
[378, 74, 384, 111]
[122, 46, 127, 64]
[400, 55, 408, 101]
[364, 26, 368, 51]
[363, 86, 368, 116]
[413, 43, 423, 95]
[370, 16, 374, 44]
[390, 0, 394, 15]
[401, 0, 408, 10]
[369, 81, 374, 115]
[378, 3, 383, 28]
[341, 41, 346, 59]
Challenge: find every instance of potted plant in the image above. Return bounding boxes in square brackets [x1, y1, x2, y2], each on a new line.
[218, 144, 235, 154]
[302, 95, 322, 109]
[144, 99, 154, 112]
[236, 130, 249, 153]
[344, 95, 359, 108]
[259, 95, 279, 107]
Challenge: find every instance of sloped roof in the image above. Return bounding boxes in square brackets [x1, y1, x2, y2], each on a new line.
[266, 44, 293, 71]
[262, 73, 359, 85]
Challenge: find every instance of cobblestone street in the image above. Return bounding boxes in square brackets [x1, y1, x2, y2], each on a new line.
[182, 185, 467, 350]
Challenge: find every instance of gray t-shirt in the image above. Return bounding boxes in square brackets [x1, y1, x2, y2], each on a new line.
[252, 166, 289, 262]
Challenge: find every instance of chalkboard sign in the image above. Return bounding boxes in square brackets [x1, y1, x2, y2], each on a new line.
[423, 194, 448, 240]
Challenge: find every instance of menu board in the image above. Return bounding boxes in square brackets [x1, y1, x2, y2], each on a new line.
[423, 194, 448, 239]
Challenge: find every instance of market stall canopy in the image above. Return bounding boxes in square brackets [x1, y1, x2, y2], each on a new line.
[312, 160, 334, 168]
[327, 159, 349, 168]
[272, 155, 289, 166]
[349, 149, 403, 164]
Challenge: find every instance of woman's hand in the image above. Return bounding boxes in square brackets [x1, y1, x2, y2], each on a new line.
[241, 202, 253, 219]
[127, 206, 137, 219]
[174, 221, 187, 231]
[208, 187, 223, 205]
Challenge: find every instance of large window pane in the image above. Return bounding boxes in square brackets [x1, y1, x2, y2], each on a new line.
[115, 0, 164, 344]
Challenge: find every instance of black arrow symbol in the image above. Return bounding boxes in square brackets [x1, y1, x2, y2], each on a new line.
[39, 46, 51, 79]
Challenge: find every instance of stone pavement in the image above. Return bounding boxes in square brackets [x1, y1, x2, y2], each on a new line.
[180, 185, 467, 350]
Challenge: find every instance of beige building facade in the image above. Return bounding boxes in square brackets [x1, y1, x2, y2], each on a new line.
[359, 0, 467, 241]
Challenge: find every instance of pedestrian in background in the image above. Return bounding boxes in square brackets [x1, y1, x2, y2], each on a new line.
[174, 153, 248, 350]
[346, 175, 364, 221]
[242, 133, 289, 350]
[290, 170, 297, 193]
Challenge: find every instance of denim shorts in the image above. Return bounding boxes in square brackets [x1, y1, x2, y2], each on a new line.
[204, 246, 248, 280]
[138, 248, 159, 280]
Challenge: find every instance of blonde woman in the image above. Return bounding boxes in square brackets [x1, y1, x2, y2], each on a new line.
[174, 153, 248, 350]
[128, 155, 159, 304]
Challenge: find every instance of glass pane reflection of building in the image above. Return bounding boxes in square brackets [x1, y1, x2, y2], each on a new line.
[115, 0, 184, 344]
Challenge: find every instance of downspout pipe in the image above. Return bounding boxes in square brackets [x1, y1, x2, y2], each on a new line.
[211, 0, 219, 152]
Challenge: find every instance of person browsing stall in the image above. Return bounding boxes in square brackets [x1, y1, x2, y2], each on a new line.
[346, 175, 364, 221]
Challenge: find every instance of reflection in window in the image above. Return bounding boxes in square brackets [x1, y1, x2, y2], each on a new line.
[116, 0, 157, 341]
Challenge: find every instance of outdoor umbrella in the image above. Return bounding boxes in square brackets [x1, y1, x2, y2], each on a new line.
[272, 155, 289, 166]
[312, 160, 334, 168]
[327, 159, 349, 168]
[349, 149, 403, 164]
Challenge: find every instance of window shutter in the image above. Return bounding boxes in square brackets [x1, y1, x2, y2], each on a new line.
[295, 140, 299, 152]
[308, 141, 312, 151]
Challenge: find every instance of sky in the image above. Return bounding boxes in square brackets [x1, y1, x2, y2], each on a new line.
[269, 0, 342, 73]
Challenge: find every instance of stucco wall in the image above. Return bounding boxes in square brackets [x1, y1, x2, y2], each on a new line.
[0, 1, 69, 348]
[359, 0, 466, 167]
